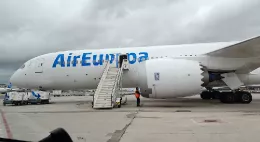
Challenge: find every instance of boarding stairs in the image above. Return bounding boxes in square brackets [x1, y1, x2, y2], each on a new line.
[93, 59, 128, 109]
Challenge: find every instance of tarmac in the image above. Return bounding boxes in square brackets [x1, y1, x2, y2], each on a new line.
[0, 94, 3, 99]
[1, 94, 260, 142]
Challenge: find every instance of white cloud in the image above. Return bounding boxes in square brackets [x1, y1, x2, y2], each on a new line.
[0, 0, 260, 83]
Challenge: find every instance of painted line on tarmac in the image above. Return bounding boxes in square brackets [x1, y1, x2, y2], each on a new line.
[0, 112, 5, 137]
[0, 109, 12, 139]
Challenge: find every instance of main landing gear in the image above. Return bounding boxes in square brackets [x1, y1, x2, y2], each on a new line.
[200, 90, 252, 104]
[200, 90, 220, 100]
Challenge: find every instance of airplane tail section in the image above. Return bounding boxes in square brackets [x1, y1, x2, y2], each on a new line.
[7, 82, 12, 88]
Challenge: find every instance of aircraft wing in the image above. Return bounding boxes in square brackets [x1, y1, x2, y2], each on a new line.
[206, 35, 260, 58]
[0, 88, 10, 93]
[0, 88, 26, 93]
[206, 35, 260, 73]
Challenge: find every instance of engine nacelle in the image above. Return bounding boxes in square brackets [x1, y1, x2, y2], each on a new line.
[136, 58, 204, 98]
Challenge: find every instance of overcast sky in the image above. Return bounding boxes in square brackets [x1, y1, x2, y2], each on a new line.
[0, 0, 260, 84]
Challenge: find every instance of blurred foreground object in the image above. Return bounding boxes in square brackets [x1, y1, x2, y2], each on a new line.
[0, 128, 73, 142]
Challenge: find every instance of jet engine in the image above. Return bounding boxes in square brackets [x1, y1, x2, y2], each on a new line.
[136, 58, 209, 98]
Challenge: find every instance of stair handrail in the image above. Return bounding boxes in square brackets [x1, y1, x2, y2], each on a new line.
[111, 68, 122, 106]
[93, 60, 110, 106]
[111, 59, 126, 106]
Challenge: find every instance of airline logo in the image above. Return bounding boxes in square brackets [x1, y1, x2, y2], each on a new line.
[52, 52, 149, 68]
[32, 91, 41, 99]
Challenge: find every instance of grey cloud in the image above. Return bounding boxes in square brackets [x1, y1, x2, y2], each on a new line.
[188, 0, 260, 42]
[0, 0, 260, 84]
[0, 69, 16, 83]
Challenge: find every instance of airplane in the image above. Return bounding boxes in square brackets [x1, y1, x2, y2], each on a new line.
[0, 88, 11, 93]
[0, 83, 25, 93]
[9, 35, 260, 104]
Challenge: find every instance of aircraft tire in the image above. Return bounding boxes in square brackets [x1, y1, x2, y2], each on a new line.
[236, 91, 252, 104]
[219, 93, 226, 103]
[219, 91, 252, 104]
[219, 92, 235, 103]
[200, 91, 211, 100]
[225, 92, 236, 103]
[211, 91, 220, 99]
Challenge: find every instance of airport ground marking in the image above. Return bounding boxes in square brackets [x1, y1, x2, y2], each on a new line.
[0, 109, 12, 139]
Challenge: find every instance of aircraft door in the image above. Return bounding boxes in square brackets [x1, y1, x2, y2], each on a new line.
[119, 54, 127, 68]
[35, 58, 44, 73]
[152, 72, 160, 98]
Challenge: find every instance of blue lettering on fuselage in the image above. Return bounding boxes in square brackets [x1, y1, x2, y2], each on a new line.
[127, 53, 136, 64]
[52, 54, 65, 68]
[52, 52, 149, 68]
[82, 53, 92, 66]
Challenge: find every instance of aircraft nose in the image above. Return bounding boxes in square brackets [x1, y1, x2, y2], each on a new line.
[10, 70, 22, 87]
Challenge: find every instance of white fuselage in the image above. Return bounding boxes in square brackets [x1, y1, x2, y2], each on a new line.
[9, 41, 260, 97]
[0, 88, 10, 93]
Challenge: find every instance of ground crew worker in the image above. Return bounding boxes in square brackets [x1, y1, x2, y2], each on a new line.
[135, 87, 141, 107]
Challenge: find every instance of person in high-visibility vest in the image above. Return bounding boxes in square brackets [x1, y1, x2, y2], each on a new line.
[135, 87, 141, 107]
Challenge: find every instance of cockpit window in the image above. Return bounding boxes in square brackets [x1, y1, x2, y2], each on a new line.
[19, 64, 25, 69]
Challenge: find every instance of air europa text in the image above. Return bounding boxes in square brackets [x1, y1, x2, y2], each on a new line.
[52, 52, 149, 68]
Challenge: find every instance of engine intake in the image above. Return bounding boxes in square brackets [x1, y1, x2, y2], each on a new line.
[200, 67, 223, 86]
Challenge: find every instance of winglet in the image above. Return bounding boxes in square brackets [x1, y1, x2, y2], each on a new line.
[7, 82, 12, 88]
